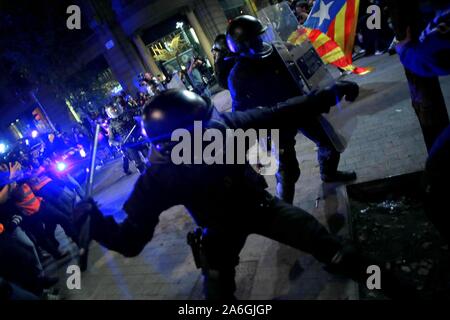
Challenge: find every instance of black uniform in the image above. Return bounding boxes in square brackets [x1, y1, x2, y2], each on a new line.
[228, 49, 341, 203]
[108, 110, 148, 174]
[425, 125, 450, 243]
[215, 57, 236, 90]
[211, 34, 236, 90]
[76, 87, 416, 300]
[85, 95, 356, 300]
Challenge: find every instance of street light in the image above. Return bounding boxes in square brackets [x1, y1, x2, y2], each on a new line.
[176, 21, 184, 29]
[189, 27, 200, 44]
[176, 21, 189, 45]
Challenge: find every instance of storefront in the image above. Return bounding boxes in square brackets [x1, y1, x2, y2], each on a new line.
[141, 14, 214, 92]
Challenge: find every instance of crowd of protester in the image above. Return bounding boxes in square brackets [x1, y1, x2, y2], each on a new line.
[139, 55, 214, 98]
[0, 131, 87, 299]
[0, 74, 173, 298]
[289, 0, 396, 58]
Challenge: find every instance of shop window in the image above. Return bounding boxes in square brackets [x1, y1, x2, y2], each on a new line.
[219, 0, 252, 20]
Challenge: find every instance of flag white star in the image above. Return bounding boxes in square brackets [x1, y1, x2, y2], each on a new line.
[312, 0, 334, 27]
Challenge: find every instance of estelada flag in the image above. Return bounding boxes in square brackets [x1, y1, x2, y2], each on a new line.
[289, 0, 372, 75]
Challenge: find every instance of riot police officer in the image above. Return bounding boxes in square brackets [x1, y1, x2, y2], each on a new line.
[105, 101, 148, 174]
[226, 15, 357, 203]
[74, 88, 413, 300]
[211, 34, 236, 89]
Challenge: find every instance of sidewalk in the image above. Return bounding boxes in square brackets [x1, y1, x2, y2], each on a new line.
[56, 54, 450, 299]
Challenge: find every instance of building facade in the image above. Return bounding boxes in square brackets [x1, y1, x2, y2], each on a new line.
[78, 0, 243, 94]
[1, 0, 275, 141]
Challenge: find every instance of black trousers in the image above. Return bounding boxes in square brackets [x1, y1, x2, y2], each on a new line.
[122, 144, 148, 174]
[0, 231, 43, 295]
[0, 278, 39, 300]
[35, 181, 74, 216]
[23, 201, 79, 257]
[200, 193, 341, 300]
[275, 116, 340, 203]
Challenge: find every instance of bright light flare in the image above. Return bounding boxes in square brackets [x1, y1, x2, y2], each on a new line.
[31, 130, 39, 138]
[56, 162, 67, 172]
[79, 148, 87, 158]
[0, 143, 6, 154]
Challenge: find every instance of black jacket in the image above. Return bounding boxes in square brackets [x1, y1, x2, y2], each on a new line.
[228, 48, 302, 112]
[108, 111, 140, 145]
[89, 93, 332, 257]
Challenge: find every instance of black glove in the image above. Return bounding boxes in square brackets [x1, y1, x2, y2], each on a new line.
[73, 198, 101, 230]
[10, 215, 23, 228]
[280, 81, 359, 117]
[1, 215, 23, 233]
[315, 80, 360, 107]
[335, 80, 359, 102]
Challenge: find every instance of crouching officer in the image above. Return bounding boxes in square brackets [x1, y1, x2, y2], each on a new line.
[74, 87, 415, 300]
[105, 102, 148, 174]
[226, 15, 357, 203]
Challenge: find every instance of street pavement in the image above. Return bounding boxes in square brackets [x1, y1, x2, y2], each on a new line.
[55, 53, 450, 299]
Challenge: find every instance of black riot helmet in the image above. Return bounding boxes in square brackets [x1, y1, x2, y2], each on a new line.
[226, 15, 273, 59]
[142, 89, 213, 149]
[105, 102, 124, 119]
[211, 34, 228, 53]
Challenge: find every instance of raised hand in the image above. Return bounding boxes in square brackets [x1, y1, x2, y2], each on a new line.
[8, 162, 22, 180]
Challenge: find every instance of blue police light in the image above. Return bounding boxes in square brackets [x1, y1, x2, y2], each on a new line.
[31, 130, 39, 138]
[56, 162, 67, 172]
[0, 143, 6, 154]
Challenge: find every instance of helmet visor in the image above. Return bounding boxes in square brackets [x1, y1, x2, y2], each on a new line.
[243, 33, 274, 58]
[227, 33, 273, 58]
[105, 104, 124, 119]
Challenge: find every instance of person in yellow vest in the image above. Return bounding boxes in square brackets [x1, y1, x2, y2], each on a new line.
[26, 154, 74, 215]
[1, 162, 59, 295]
[1, 161, 79, 259]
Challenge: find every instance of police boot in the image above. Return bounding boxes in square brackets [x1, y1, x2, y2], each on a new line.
[319, 149, 356, 183]
[325, 243, 420, 300]
[275, 158, 300, 204]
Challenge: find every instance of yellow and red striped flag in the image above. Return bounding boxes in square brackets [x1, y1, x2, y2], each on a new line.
[289, 0, 372, 75]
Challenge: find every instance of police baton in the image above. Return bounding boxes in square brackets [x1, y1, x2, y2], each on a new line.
[78, 123, 101, 271]
[86, 123, 101, 198]
[121, 124, 137, 146]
